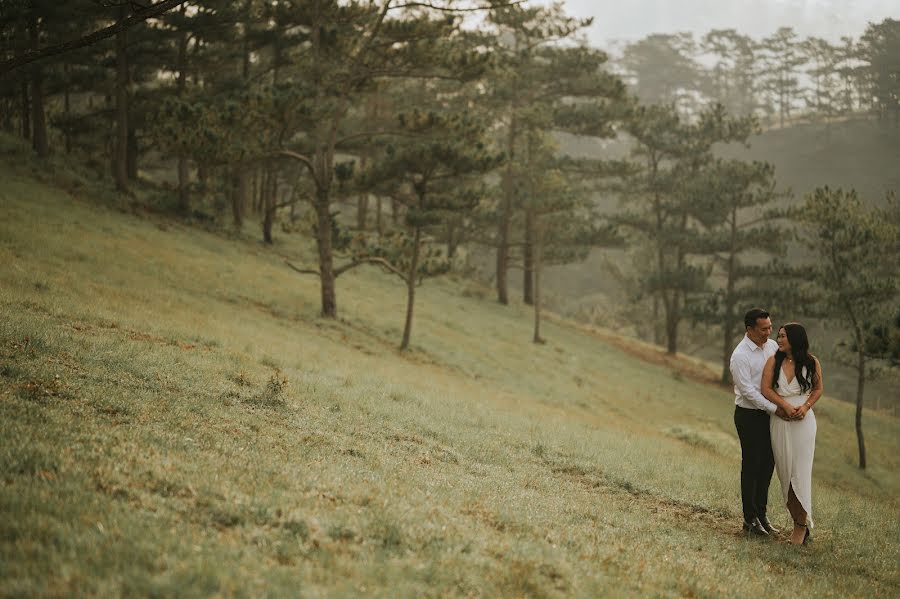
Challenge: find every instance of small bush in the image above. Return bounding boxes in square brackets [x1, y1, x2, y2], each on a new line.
[247, 370, 289, 407]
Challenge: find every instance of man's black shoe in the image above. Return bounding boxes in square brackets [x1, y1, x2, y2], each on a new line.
[742, 518, 769, 536]
[759, 516, 780, 535]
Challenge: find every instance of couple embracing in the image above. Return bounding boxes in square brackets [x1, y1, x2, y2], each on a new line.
[730, 308, 824, 546]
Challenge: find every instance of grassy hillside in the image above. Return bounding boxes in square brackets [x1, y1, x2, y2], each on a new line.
[1, 149, 898, 597]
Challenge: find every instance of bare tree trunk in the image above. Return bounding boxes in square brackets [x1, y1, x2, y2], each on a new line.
[533, 221, 544, 344]
[20, 78, 30, 141]
[28, 14, 48, 158]
[63, 64, 72, 154]
[230, 167, 244, 229]
[400, 225, 422, 351]
[722, 211, 738, 384]
[663, 291, 679, 355]
[262, 167, 277, 243]
[652, 294, 663, 346]
[126, 127, 138, 179]
[523, 207, 535, 305]
[256, 167, 267, 214]
[854, 328, 867, 469]
[357, 194, 368, 230]
[496, 215, 510, 305]
[446, 221, 459, 260]
[721, 321, 735, 385]
[251, 168, 259, 213]
[176, 20, 190, 213]
[315, 186, 337, 318]
[113, 6, 129, 192]
[496, 111, 518, 306]
[376, 196, 383, 236]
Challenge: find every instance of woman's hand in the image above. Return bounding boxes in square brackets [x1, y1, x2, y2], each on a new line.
[792, 404, 809, 420]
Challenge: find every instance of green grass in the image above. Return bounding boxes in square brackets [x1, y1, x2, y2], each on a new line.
[0, 152, 898, 597]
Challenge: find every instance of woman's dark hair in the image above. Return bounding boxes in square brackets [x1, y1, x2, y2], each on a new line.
[772, 322, 818, 394]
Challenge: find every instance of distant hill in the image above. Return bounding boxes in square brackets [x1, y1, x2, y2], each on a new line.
[719, 116, 900, 205]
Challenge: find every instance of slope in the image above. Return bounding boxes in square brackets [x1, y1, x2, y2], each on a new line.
[0, 148, 898, 597]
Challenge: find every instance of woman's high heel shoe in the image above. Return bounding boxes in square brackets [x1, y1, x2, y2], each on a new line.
[792, 520, 811, 546]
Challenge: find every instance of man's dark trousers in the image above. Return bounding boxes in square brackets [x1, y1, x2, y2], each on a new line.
[734, 405, 775, 523]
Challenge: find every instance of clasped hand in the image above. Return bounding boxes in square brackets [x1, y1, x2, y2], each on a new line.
[775, 405, 807, 421]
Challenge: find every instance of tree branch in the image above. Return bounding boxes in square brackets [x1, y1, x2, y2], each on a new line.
[334, 257, 409, 281]
[388, 0, 525, 12]
[1, 0, 189, 76]
[335, 129, 421, 148]
[285, 261, 321, 277]
[279, 150, 319, 184]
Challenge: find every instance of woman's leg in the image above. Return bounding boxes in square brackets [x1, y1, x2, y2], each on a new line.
[787, 485, 808, 544]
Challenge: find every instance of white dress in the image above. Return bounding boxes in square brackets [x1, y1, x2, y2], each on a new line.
[769, 365, 816, 527]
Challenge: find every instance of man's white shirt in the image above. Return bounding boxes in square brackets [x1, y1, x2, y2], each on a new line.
[730, 334, 779, 413]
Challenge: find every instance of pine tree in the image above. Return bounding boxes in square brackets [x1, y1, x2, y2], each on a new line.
[482, 2, 590, 305]
[701, 29, 758, 116]
[858, 18, 900, 125]
[619, 33, 703, 115]
[688, 158, 789, 383]
[270, 0, 499, 318]
[759, 27, 806, 128]
[360, 109, 501, 350]
[797, 188, 899, 469]
[616, 104, 754, 354]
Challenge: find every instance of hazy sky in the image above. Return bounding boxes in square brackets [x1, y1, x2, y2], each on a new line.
[552, 0, 898, 47]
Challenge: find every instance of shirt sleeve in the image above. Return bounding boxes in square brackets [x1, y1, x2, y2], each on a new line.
[730, 352, 777, 414]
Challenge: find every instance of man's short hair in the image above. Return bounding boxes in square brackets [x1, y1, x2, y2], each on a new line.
[744, 308, 770, 329]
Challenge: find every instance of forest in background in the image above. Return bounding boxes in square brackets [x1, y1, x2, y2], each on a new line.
[1, 1, 898, 467]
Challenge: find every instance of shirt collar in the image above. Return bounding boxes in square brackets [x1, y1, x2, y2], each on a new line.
[742, 334, 765, 351]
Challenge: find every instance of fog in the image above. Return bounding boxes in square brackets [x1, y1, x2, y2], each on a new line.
[552, 0, 898, 46]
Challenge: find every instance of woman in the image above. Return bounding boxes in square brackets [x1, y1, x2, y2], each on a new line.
[760, 322, 824, 545]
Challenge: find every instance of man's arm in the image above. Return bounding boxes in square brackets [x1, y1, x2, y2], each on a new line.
[730, 354, 777, 414]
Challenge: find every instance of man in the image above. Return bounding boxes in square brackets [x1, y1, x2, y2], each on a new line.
[730, 308, 792, 536]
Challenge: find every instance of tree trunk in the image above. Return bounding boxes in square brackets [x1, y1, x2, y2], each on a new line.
[446, 221, 459, 260]
[20, 78, 30, 140]
[400, 225, 422, 351]
[722, 212, 738, 384]
[496, 112, 518, 306]
[357, 194, 368, 231]
[176, 23, 189, 213]
[63, 65, 72, 154]
[533, 222, 544, 344]
[523, 207, 535, 305]
[376, 196, 383, 236]
[256, 167, 267, 214]
[177, 156, 190, 213]
[28, 14, 48, 158]
[262, 166, 277, 243]
[664, 293, 678, 355]
[315, 186, 337, 318]
[721, 321, 734, 385]
[230, 166, 244, 229]
[126, 127, 138, 180]
[652, 294, 663, 346]
[855, 332, 867, 469]
[113, 7, 129, 192]
[496, 218, 510, 305]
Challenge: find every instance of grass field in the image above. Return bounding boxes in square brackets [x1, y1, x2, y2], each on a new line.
[1, 146, 898, 597]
